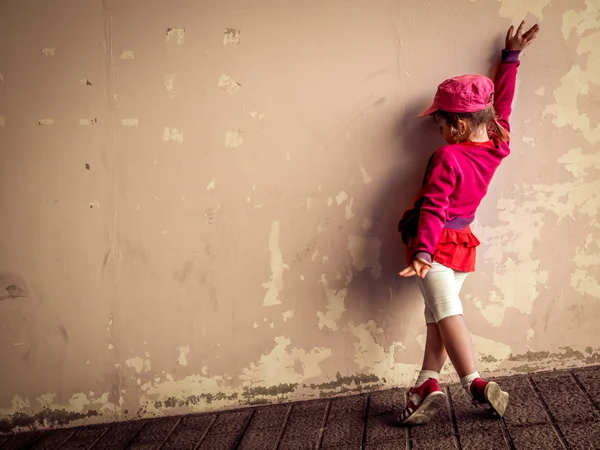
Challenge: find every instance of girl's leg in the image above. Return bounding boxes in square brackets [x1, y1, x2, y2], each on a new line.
[421, 323, 447, 374]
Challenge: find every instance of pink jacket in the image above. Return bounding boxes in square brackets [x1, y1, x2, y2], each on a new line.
[403, 51, 520, 260]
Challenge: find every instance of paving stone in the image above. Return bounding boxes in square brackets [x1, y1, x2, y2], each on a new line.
[128, 417, 178, 449]
[290, 400, 328, 416]
[412, 435, 457, 449]
[365, 442, 401, 450]
[60, 425, 110, 449]
[278, 436, 320, 449]
[197, 432, 240, 450]
[368, 389, 406, 417]
[459, 430, 508, 449]
[321, 446, 361, 450]
[281, 413, 323, 441]
[245, 405, 289, 431]
[328, 395, 367, 420]
[558, 420, 600, 450]
[573, 369, 600, 409]
[449, 385, 505, 435]
[508, 424, 563, 449]
[31, 429, 75, 449]
[94, 421, 145, 449]
[320, 417, 363, 447]
[206, 411, 251, 436]
[238, 428, 281, 450]
[409, 390, 453, 440]
[365, 413, 406, 444]
[500, 376, 549, 426]
[533, 373, 598, 422]
[1, 431, 47, 450]
[162, 415, 215, 449]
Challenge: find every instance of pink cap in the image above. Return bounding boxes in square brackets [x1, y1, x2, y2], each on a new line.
[418, 74, 495, 118]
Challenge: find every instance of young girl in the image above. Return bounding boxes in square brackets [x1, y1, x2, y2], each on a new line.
[396, 20, 539, 425]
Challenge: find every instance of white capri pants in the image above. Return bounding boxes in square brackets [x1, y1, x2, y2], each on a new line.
[417, 261, 468, 324]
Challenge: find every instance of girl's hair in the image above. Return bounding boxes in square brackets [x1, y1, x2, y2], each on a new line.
[434, 106, 509, 143]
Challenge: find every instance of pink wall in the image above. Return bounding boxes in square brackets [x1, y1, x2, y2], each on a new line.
[1, 0, 599, 432]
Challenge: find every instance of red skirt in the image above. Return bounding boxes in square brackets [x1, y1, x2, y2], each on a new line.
[407, 227, 480, 272]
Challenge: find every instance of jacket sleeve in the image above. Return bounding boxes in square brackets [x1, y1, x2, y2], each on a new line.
[411, 149, 457, 261]
[494, 50, 521, 133]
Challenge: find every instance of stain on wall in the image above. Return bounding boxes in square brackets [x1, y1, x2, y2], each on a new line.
[1, 0, 599, 434]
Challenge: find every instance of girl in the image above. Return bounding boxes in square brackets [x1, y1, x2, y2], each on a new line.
[396, 20, 539, 425]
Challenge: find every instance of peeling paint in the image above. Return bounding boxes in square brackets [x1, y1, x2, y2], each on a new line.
[163, 127, 183, 144]
[121, 118, 138, 127]
[166, 28, 185, 45]
[224, 129, 243, 148]
[223, 28, 241, 45]
[165, 73, 176, 99]
[217, 74, 241, 95]
[262, 221, 288, 306]
[120, 50, 135, 60]
[359, 164, 372, 184]
[177, 346, 189, 366]
[41, 48, 56, 56]
[316, 275, 347, 331]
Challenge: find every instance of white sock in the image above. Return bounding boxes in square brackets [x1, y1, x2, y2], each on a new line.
[415, 370, 439, 387]
[460, 371, 480, 390]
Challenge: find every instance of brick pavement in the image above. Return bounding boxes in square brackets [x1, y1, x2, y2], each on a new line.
[1, 365, 599, 449]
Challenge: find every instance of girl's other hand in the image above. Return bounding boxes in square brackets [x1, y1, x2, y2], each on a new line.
[399, 258, 432, 279]
[506, 20, 539, 51]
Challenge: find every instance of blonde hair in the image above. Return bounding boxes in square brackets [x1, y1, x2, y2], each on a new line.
[434, 106, 509, 143]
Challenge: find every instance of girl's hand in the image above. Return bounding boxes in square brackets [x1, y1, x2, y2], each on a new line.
[506, 20, 539, 51]
[399, 258, 432, 279]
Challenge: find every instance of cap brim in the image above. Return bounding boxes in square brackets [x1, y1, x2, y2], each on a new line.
[417, 104, 438, 118]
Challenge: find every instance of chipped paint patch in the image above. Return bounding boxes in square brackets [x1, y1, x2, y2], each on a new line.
[225, 129, 243, 148]
[350, 321, 418, 385]
[121, 118, 138, 127]
[41, 48, 56, 56]
[217, 74, 241, 95]
[496, 0, 551, 21]
[38, 119, 54, 126]
[344, 198, 355, 220]
[80, 78, 92, 86]
[534, 86, 545, 96]
[282, 310, 294, 323]
[206, 178, 216, 190]
[522, 136, 536, 147]
[558, 147, 600, 177]
[0, 116, 5, 128]
[79, 118, 98, 126]
[348, 235, 382, 279]
[472, 335, 512, 371]
[240, 336, 331, 386]
[262, 221, 288, 306]
[165, 73, 176, 99]
[335, 191, 348, 206]
[359, 164, 372, 184]
[223, 28, 241, 45]
[0, 73, 4, 82]
[250, 111, 266, 120]
[120, 50, 135, 60]
[177, 346, 190, 366]
[545, 2, 600, 144]
[125, 356, 151, 374]
[166, 28, 185, 45]
[316, 276, 347, 331]
[163, 127, 183, 144]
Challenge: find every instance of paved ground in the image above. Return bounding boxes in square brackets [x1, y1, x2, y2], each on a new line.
[1, 365, 600, 449]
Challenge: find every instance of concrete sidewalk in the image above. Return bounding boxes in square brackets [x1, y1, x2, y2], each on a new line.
[1, 365, 599, 449]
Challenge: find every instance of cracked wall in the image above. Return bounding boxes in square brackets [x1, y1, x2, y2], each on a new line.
[1, 0, 599, 434]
